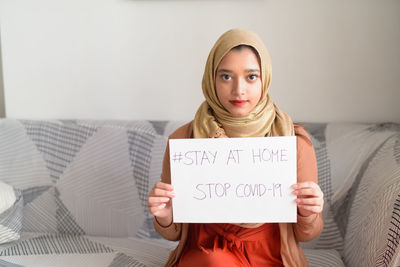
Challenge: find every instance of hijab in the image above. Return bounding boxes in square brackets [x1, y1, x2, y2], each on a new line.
[193, 29, 295, 138]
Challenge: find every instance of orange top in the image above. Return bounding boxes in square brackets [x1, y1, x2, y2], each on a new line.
[177, 223, 283, 267]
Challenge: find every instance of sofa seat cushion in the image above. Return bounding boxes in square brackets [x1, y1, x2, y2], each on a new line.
[0, 233, 346, 267]
[0, 233, 345, 267]
[0, 233, 176, 267]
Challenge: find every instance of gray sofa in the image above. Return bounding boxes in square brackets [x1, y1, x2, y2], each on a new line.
[0, 119, 399, 267]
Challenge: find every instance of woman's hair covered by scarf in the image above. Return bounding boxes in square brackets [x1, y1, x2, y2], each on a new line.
[193, 28, 295, 138]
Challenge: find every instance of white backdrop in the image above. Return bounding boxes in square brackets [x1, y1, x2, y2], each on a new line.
[0, 0, 399, 122]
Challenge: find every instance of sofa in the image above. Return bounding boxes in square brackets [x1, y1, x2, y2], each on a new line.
[0, 118, 399, 267]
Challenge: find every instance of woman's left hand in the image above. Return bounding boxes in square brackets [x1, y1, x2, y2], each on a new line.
[292, 182, 324, 217]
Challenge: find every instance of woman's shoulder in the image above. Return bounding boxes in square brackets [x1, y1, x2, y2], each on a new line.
[169, 121, 194, 139]
[293, 123, 312, 147]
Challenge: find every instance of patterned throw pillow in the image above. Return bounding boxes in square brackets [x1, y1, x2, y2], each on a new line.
[0, 119, 160, 238]
[344, 133, 400, 267]
[300, 122, 400, 255]
[299, 123, 345, 251]
[0, 181, 23, 244]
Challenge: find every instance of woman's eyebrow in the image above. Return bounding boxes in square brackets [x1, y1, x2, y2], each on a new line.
[217, 69, 260, 73]
[245, 69, 260, 73]
[217, 69, 233, 73]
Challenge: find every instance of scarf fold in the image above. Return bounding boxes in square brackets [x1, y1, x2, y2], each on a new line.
[193, 29, 294, 138]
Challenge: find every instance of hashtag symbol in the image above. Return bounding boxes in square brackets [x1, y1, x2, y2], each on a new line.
[173, 152, 183, 163]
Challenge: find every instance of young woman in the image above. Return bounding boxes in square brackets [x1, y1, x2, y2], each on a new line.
[147, 29, 324, 267]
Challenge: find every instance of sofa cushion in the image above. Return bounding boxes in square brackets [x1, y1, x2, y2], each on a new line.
[0, 181, 23, 244]
[303, 248, 345, 267]
[298, 123, 345, 251]
[344, 133, 400, 267]
[300, 122, 400, 254]
[0, 233, 173, 267]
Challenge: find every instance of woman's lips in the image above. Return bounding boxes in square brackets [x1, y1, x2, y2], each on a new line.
[230, 100, 248, 106]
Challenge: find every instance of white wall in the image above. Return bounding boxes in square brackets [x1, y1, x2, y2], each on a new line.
[0, 0, 399, 123]
[0, 32, 5, 118]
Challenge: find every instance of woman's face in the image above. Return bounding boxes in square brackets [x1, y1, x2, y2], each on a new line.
[215, 47, 262, 117]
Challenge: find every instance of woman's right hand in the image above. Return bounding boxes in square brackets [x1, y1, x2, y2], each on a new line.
[148, 182, 175, 227]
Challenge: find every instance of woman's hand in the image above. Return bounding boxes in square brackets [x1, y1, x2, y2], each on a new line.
[148, 182, 175, 227]
[292, 182, 324, 217]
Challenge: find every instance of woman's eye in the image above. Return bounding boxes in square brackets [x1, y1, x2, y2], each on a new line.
[248, 74, 258, 81]
[221, 74, 231, 81]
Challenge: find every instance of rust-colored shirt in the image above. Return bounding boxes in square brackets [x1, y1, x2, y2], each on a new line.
[177, 223, 283, 267]
[154, 122, 324, 267]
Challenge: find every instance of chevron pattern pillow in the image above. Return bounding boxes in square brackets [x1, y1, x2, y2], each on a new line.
[0, 181, 23, 244]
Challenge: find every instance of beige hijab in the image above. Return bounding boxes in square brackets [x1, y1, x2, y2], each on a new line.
[193, 29, 294, 138]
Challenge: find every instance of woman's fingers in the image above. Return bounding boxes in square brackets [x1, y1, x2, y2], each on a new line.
[293, 188, 315, 196]
[152, 188, 175, 198]
[148, 196, 171, 205]
[292, 181, 319, 192]
[147, 182, 175, 218]
[149, 203, 167, 211]
[292, 182, 324, 216]
[295, 197, 323, 206]
[293, 188, 323, 198]
[292, 182, 323, 198]
[148, 182, 175, 202]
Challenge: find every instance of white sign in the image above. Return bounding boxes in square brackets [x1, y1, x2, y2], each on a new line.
[169, 136, 297, 223]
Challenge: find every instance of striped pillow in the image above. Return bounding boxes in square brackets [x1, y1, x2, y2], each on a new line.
[344, 134, 400, 267]
[303, 249, 345, 267]
[299, 123, 345, 251]
[0, 181, 23, 244]
[300, 122, 400, 255]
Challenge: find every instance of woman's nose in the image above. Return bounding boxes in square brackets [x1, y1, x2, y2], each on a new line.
[232, 78, 246, 95]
